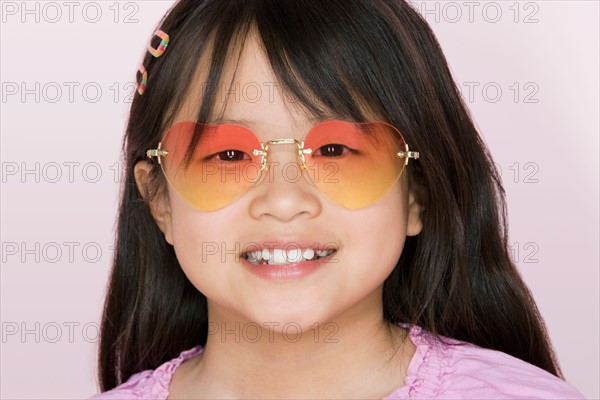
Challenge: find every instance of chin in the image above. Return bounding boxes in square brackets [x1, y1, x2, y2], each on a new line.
[242, 297, 337, 333]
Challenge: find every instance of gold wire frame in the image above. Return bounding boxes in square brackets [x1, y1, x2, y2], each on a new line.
[147, 138, 420, 168]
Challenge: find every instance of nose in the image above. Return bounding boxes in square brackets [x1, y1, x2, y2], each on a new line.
[248, 141, 322, 222]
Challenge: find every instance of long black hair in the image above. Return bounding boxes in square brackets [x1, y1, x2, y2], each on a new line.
[98, 0, 563, 390]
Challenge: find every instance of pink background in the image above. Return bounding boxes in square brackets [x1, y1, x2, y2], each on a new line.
[1, 1, 598, 398]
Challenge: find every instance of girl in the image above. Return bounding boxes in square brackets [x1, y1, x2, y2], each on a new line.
[92, 0, 585, 398]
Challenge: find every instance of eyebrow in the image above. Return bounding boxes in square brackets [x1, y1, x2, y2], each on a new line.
[205, 118, 260, 129]
[206, 114, 353, 129]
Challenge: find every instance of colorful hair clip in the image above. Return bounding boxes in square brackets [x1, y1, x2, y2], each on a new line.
[148, 30, 170, 58]
[136, 29, 170, 96]
[137, 64, 148, 95]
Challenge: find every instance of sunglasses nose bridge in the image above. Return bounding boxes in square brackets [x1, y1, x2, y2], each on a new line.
[261, 139, 309, 172]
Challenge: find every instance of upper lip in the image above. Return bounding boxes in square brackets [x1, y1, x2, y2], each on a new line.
[239, 238, 339, 256]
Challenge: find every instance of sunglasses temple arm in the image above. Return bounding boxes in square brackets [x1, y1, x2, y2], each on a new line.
[398, 150, 420, 160]
[146, 149, 169, 164]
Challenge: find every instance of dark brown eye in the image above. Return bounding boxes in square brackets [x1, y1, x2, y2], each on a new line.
[314, 144, 348, 157]
[216, 150, 249, 161]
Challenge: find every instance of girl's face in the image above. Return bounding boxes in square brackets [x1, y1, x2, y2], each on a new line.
[135, 33, 423, 330]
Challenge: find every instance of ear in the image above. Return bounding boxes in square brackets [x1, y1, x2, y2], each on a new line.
[406, 190, 423, 237]
[134, 161, 174, 245]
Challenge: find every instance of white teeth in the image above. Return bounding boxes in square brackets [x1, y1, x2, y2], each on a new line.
[247, 251, 260, 263]
[243, 247, 336, 265]
[302, 248, 315, 260]
[272, 249, 287, 264]
[287, 248, 302, 262]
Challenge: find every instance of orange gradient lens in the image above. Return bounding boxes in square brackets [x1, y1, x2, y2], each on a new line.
[156, 120, 409, 211]
[159, 122, 262, 211]
[302, 121, 407, 209]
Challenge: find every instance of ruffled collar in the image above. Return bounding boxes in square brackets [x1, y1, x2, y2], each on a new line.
[149, 323, 453, 399]
[383, 323, 454, 399]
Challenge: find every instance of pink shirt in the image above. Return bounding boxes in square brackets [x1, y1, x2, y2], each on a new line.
[91, 324, 586, 399]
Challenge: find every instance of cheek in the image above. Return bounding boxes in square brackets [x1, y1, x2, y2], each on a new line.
[361, 186, 407, 240]
[366, 177, 408, 236]
[344, 180, 409, 283]
[167, 191, 227, 290]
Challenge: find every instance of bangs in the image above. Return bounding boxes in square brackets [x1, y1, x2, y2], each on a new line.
[154, 0, 417, 166]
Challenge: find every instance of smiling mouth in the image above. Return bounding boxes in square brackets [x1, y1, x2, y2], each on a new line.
[242, 248, 337, 266]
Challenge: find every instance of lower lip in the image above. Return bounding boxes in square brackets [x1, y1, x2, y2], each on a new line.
[241, 253, 336, 280]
